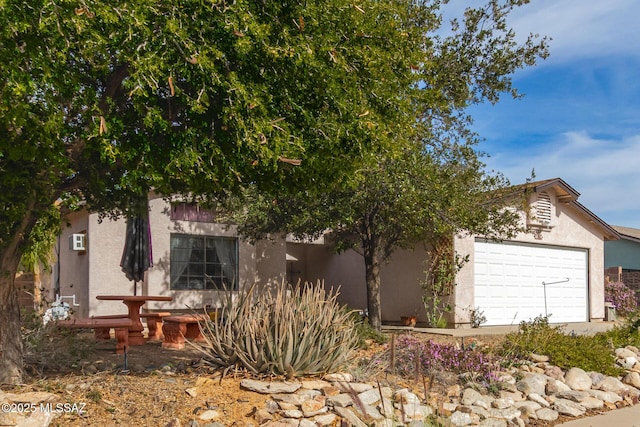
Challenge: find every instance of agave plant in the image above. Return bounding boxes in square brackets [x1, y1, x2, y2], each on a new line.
[193, 280, 359, 378]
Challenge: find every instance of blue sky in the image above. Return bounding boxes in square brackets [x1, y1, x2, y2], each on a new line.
[444, 0, 640, 228]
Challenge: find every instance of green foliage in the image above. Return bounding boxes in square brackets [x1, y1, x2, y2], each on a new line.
[350, 311, 388, 347]
[229, 0, 548, 330]
[193, 281, 359, 378]
[599, 313, 640, 349]
[421, 238, 468, 328]
[500, 316, 623, 376]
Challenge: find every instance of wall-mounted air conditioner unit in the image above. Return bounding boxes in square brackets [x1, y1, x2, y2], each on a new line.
[69, 233, 86, 251]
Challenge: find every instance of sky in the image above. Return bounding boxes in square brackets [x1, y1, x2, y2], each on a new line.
[443, 0, 640, 228]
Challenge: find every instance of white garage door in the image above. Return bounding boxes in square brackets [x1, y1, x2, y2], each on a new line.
[474, 240, 588, 326]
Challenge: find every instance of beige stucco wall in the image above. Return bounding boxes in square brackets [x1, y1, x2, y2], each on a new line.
[289, 242, 430, 324]
[454, 189, 606, 327]
[56, 211, 90, 317]
[57, 196, 287, 317]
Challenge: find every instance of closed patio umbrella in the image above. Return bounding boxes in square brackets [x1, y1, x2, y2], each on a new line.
[120, 205, 153, 295]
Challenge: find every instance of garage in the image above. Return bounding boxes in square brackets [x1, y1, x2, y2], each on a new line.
[474, 240, 588, 326]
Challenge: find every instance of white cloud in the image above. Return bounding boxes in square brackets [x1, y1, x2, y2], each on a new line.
[485, 132, 640, 225]
[443, 0, 640, 64]
[508, 0, 640, 62]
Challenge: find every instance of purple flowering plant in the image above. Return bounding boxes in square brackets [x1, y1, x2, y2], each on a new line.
[372, 335, 499, 385]
[605, 281, 638, 316]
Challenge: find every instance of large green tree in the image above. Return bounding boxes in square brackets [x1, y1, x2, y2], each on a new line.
[0, 0, 441, 384]
[230, 0, 549, 330]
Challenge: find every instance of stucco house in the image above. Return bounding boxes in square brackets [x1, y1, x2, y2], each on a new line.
[288, 178, 619, 327]
[52, 178, 618, 327]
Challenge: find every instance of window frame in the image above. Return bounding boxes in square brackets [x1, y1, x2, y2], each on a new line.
[169, 233, 239, 291]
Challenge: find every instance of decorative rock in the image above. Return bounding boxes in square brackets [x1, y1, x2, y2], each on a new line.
[527, 392, 550, 407]
[321, 386, 341, 397]
[240, 379, 301, 394]
[616, 348, 637, 359]
[530, 353, 549, 363]
[498, 390, 524, 402]
[328, 394, 353, 408]
[333, 407, 368, 427]
[515, 400, 542, 417]
[565, 368, 592, 391]
[265, 399, 280, 413]
[278, 401, 299, 411]
[462, 388, 483, 405]
[491, 398, 513, 409]
[395, 389, 420, 404]
[185, 387, 197, 398]
[580, 396, 605, 410]
[324, 373, 353, 382]
[536, 407, 559, 421]
[618, 356, 639, 370]
[555, 390, 588, 402]
[272, 394, 306, 406]
[334, 382, 373, 394]
[301, 380, 331, 390]
[547, 378, 571, 394]
[516, 373, 547, 396]
[478, 419, 507, 427]
[553, 398, 586, 417]
[450, 410, 480, 426]
[446, 384, 462, 397]
[586, 389, 623, 403]
[281, 409, 304, 418]
[397, 401, 433, 420]
[596, 376, 628, 394]
[301, 399, 327, 417]
[254, 408, 274, 424]
[357, 388, 382, 406]
[297, 388, 322, 399]
[488, 407, 521, 420]
[299, 419, 318, 427]
[544, 365, 564, 381]
[313, 413, 337, 426]
[198, 409, 221, 421]
[623, 372, 640, 389]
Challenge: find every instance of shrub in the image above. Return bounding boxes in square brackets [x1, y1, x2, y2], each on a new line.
[500, 316, 623, 376]
[372, 334, 499, 385]
[349, 310, 388, 347]
[605, 281, 638, 316]
[21, 308, 95, 375]
[194, 281, 359, 378]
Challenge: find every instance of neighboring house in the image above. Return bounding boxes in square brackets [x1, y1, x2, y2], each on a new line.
[53, 178, 618, 327]
[604, 225, 640, 302]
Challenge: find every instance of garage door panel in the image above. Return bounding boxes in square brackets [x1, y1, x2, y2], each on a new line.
[474, 241, 587, 326]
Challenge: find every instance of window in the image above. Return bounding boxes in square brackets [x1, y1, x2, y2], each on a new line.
[170, 234, 238, 290]
[170, 202, 217, 223]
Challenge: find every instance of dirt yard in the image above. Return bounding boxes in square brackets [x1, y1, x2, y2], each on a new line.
[4, 330, 598, 426]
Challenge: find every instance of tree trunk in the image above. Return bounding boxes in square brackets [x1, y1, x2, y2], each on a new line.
[0, 273, 23, 385]
[0, 206, 36, 385]
[363, 240, 382, 331]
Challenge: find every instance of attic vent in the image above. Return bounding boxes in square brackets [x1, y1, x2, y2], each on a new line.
[534, 191, 552, 225]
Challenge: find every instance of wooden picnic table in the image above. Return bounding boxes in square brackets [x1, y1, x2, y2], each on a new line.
[96, 295, 173, 345]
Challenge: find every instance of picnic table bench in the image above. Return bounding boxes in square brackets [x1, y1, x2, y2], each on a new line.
[92, 312, 171, 341]
[161, 314, 208, 350]
[56, 318, 133, 354]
